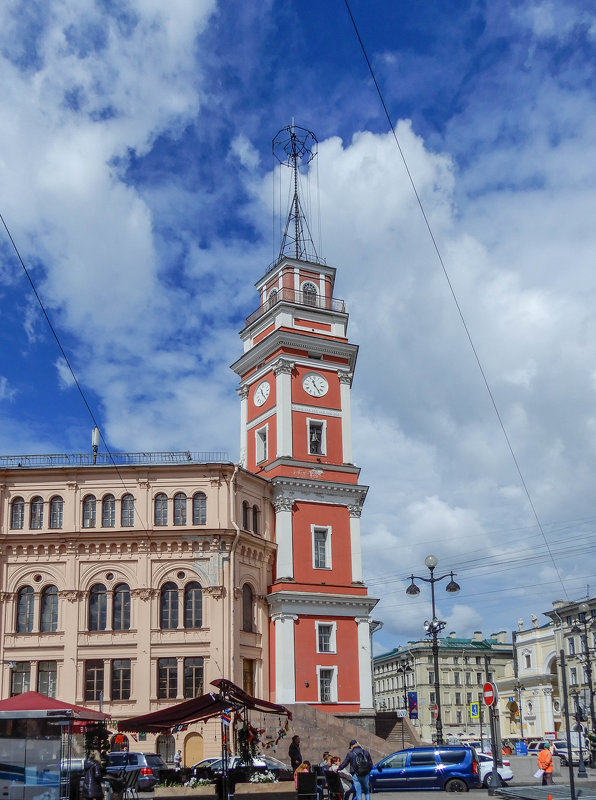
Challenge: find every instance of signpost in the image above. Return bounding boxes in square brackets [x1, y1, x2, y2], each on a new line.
[483, 675, 500, 796]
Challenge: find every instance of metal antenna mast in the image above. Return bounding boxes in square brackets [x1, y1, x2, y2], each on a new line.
[272, 122, 324, 265]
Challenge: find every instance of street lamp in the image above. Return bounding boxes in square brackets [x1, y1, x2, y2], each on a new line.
[568, 603, 596, 768]
[396, 659, 413, 748]
[406, 554, 460, 745]
[513, 680, 525, 740]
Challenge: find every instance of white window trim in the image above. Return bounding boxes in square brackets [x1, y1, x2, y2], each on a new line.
[312, 525, 332, 570]
[255, 424, 268, 464]
[307, 418, 327, 456]
[315, 621, 337, 654]
[316, 665, 337, 703]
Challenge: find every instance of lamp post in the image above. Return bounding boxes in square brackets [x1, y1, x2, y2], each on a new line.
[569, 603, 596, 768]
[92, 426, 100, 464]
[570, 690, 587, 778]
[512, 680, 525, 740]
[406, 555, 461, 745]
[396, 659, 413, 748]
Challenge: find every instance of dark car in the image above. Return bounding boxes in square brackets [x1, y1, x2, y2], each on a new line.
[194, 755, 292, 784]
[106, 752, 175, 791]
[369, 746, 481, 792]
[191, 758, 221, 778]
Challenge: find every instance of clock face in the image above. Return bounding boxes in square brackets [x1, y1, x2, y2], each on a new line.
[302, 372, 328, 398]
[254, 380, 270, 407]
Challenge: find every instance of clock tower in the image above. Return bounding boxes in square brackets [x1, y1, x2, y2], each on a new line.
[230, 124, 377, 715]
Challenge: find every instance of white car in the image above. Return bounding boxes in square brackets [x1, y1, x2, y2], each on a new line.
[477, 753, 513, 788]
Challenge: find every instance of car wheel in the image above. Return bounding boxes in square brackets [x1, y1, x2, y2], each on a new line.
[483, 774, 503, 789]
[445, 778, 468, 792]
[559, 756, 568, 767]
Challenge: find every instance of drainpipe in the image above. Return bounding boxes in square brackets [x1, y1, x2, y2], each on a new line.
[228, 465, 241, 683]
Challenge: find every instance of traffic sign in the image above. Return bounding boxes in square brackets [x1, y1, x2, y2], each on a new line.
[483, 681, 498, 706]
[470, 702, 480, 720]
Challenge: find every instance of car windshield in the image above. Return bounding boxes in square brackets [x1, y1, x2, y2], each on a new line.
[263, 757, 288, 769]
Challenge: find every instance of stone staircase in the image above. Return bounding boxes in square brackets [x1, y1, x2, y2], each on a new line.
[375, 712, 424, 751]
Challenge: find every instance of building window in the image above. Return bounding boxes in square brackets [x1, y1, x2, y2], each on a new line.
[453, 656, 459, 664]
[465, 672, 472, 685]
[316, 622, 336, 653]
[242, 585, 254, 632]
[160, 583, 178, 629]
[16, 587, 34, 633]
[255, 426, 267, 463]
[466, 692, 473, 703]
[476, 672, 483, 683]
[570, 667, 578, 685]
[302, 282, 318, 307]
[313, 526, 331, 569]
[89, 584, 107, 631]
[243, 658, 255, 696]
[184, 657, 204, 699]
[30, 496, 44, 529]
[318, 667, 336, 702]
[454, 672, 461, 685]
[455, 692, 462, 705]
[121, 494, 135, 526]
[428, 671, 435, 684]
[83, 495, 96, 528]
[101, 495, 115, 527]
[85, 660, 104, 701]
[308, 420, 326, 455]
[242, 501, 249, 530]
[154, 493, 168, 525]
[11, 497, 24, 529]
[113, 584, 131, 631]
[252, 505, 259, 534]
[568, 637, 576, 656]
[11, 662, 31, 696]
[456, 710, 463, 724]
[193, 492, 206, 525]
[158, 658, 177, 698]
[38, 661, 57, 697]
[49, 496, 63, 529]
[184, 582, 202, 629]
[40, 585, 58, 633]
[112, 659, 131, 701]
[174, 493, 187, 526]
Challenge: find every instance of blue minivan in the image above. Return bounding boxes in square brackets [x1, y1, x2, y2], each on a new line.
[369, 746, 481, 792]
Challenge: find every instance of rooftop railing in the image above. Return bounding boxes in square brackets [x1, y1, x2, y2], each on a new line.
[0, 451, 230, 469]
[245, 287, 345, 327]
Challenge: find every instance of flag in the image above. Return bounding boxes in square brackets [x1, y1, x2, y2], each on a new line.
[221, 709, 232, 726]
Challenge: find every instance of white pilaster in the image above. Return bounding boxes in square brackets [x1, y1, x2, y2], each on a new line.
[238, 386, 248, 468]
[274, 359, 294, 458]
[356, 616, 374, 709]
[348, 505, 363, 583]
[338, 370, 353, 464]
[273, 612, 298, 703]
[273, 498, 294, 579]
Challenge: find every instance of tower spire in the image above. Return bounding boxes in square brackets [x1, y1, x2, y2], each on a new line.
[272, 122, 324, 265]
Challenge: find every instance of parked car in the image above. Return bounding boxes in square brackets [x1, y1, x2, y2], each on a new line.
[193, 755, 292, 784]
[191, 758, 220, 778]
[369, 746, 481, 792]
[477, 753, 513, 788]
[526, 740, 581, 767]
[106, 752, 175, 791]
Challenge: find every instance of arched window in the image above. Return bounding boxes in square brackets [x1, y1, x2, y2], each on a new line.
[160, 582, 178, 629]
[184, 582, 202, 629]
[121, 494, 135, 527]
[242, 584, 254, 632]
[16, 586, 34, 633]
[83, 495, 96, 528]
[89, 584, 107, 631]
[193, 492, 206, 525]
[10, 497, 24, 530]
[242, 501, 249, 530]
[155, 493, 168, 526]
[268, 289, 278, 309]
[30, 496, 44, 529]
[40, 585, 58, 633]
[302, 281, 318, 306]
[113, 584, 130, 631]
[49, 497, 63, 529]
[174, 493, 187, 526]
[252, 505, 259, 534]
[102, 494, 115, 527]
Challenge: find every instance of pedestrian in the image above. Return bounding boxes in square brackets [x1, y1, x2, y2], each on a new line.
[338, 740, 373, 800]
[536, 742, 554, 785]
[174, 750, 183, 771]
[81, 750, 104, 800]
[289, 735, 302, 771]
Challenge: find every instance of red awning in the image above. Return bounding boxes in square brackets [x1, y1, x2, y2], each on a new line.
[0, 691, 108, 720]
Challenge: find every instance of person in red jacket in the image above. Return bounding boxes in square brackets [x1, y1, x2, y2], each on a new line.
[537, 743, 554, 785]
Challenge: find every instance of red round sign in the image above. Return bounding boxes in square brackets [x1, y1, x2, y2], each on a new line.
[483, 681, 498, 706]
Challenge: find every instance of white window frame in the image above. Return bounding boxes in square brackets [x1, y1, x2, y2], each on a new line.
[312, 525, 332, 570]
[255, 424, 268, 464]
[316, 665, 337, 703]
[307, 418, 327, 456]
[568, 637, 576, 656]
[315, 621, 337, 654]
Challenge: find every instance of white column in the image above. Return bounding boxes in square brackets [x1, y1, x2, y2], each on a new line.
[274, 359, 294, 458]
[338, 371, 353, 464]
[542, 687, 555, 732]
[348, 505, 363, 583]
[273, 613, 297, 704]
[238, 386, 248, 468]
[273, 498, 294, 579]
[356, 616, 374, 709]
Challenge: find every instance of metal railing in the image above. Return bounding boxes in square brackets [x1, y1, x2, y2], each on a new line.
[0, 451, 230, 469]
[245, 287, 345, 327]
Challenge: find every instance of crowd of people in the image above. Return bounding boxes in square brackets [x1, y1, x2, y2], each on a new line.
[290, 735, 374, 800]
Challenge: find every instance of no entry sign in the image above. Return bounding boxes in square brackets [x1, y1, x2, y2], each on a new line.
[483, 681, 498, 706]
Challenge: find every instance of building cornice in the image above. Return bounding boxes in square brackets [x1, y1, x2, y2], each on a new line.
[266, 589, 378, 618]
[271, 476, 368, 508]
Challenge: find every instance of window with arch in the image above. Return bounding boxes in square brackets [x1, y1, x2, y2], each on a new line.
[242, 501, 249, 530]
[102, 494, 115, 527]
[49, 496, 63, 529]
[184, 582, 202, 629]
[30, 496, 44, 529]
[155, 493, 168, 526]
[193, 492, 206, 525]
[40, 585, 58, 633]
[174, 493, 187, 526]
[121, 494, 135, 527]
[302, 281, 318, 307]
[160, 582, 178, 629]
[242, 584, 254, 632]
[16, 586, 34, 633]
[83, 495, 97, 528]
[113, 583, 131, 631]
[89, 584, 107, 631]
[268, 288, 278, 308]
[10, 497, 24, 530]
[252, 505, 259, 534]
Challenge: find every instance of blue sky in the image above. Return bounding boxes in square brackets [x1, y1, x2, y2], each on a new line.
[1, 0, 596, 653]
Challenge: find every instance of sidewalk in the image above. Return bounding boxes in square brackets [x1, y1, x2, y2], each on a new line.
[498, 782, 596, 800]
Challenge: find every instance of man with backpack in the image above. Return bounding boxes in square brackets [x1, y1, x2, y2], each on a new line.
[338, 740, 373, 800]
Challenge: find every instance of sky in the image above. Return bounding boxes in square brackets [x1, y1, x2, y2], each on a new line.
[1, 0, 596, 654]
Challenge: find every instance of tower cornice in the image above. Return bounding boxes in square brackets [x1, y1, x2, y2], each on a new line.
[271, 475, 368, 508]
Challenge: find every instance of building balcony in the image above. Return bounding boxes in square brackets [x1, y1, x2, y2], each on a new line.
[245, 288, 345, 327]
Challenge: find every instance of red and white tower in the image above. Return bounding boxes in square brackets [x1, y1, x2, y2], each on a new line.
[231, 124, 377, 715]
